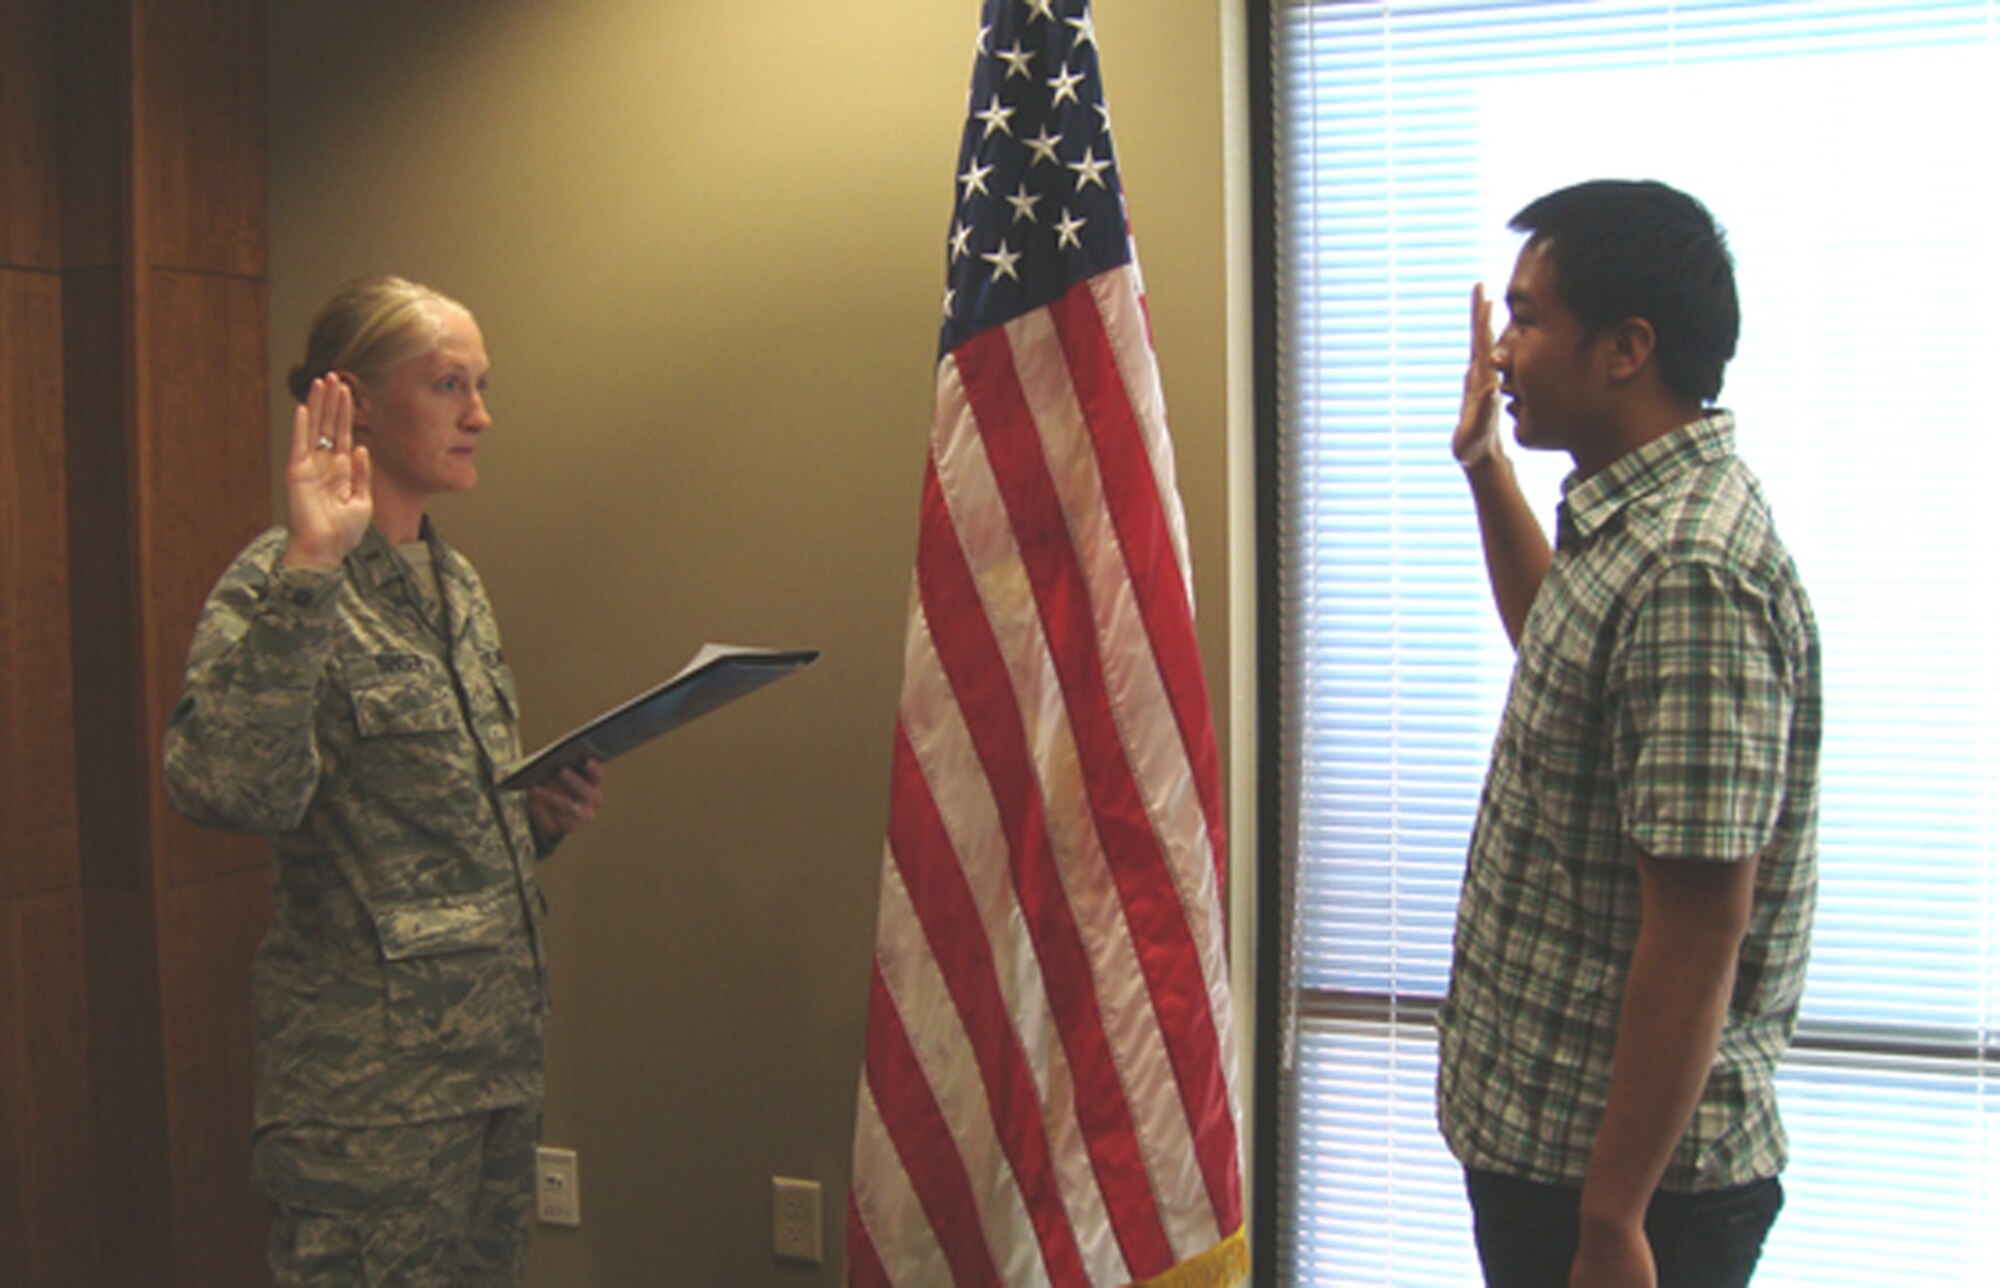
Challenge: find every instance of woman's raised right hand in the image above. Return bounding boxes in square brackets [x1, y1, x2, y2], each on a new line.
[281, 375, 373, 571]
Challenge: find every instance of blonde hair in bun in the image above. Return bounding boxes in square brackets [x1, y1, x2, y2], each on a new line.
[286, 275, 467, 403]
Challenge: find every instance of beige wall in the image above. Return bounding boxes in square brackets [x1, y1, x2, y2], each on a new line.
[268, 1, 1237, 1282]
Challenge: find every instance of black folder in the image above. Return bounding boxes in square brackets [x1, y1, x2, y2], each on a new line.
[499, 643, 819, 791]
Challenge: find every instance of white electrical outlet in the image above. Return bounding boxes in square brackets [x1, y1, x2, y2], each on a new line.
[536, 1146, 581, 1226]
[772, 1176, 823, 1263]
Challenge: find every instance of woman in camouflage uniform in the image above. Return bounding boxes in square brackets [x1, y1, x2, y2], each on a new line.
[165, 277, 603, 1285]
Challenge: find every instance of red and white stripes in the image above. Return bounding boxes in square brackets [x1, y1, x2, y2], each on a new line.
[849, 265, 1242, 1287]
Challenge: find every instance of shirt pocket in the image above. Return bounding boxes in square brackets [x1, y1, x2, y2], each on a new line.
[485, 654, 520, 723]
[1512, 620, 1608, 787]
[371, 888, 532, 1054]
[481, 655, 524, 764]
[348, 663, 460, 739]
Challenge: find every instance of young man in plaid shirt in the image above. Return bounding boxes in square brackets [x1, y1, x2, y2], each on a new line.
[1436, 180, 1821, 1288]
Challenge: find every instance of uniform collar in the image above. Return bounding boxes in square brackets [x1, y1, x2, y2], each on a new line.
[344, 518, 467, 637]
[1556, 410, 1735, 550]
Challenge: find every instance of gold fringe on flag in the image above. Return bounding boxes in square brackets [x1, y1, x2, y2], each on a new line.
[1128, 1226, 1250, 1288]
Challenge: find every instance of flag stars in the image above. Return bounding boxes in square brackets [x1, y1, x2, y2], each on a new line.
[996, 40, 1035, 81]
[1068, 146, 1111, 192]
[1005, 182, 1042, 225]
[936, 9, 1136, 338]
[975, 94, 1015, 139]
[1024, 126, 1063, 168]
[959, 157, 994, 200]
[1048, 63, 1085, 107]
[982, 240, 1022, 283]
[1055, 208, 1087, 251]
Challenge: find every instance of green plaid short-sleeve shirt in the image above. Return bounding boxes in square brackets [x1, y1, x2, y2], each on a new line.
[1437, 412, 1821, 1191]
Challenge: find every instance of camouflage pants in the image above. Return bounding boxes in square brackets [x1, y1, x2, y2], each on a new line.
[253, 1105, 540, 1286]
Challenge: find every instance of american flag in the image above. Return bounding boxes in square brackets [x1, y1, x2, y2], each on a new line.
[845, 2, 1244, 1284]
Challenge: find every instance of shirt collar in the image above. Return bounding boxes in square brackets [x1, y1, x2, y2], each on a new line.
[1556, 410, 1735, 549]
[345, 517, 458, 597]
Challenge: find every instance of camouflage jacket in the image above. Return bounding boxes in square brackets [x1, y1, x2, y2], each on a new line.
[164, 522, 552, 1127]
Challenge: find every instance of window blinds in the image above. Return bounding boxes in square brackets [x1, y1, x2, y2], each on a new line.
[1271, 2, 2000, 1283]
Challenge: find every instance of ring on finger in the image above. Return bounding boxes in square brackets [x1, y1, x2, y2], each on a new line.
[315, 436, 334, 451]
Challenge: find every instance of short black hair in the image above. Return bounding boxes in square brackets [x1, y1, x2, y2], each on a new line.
[1510, 180, 1739, 405]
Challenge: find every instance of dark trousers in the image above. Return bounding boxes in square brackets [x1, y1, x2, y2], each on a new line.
[1465, 1167, 1782, 1288]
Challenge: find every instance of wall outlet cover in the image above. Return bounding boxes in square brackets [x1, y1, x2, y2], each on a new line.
[536, 1147, 581, 1227]
[772, 1176, 823, 1264]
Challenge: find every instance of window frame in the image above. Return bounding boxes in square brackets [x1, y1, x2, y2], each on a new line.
[1249, 2, 2000, 1283]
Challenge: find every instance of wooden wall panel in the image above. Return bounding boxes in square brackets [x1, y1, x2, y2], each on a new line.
[162, 865, 270, 1287]
[64, 268, 151, 895]
[136, 0, 265, 274]
[84, 886, 173, 1286]
[2, 0, 273, 1279]
[0, 0, 60, 268]
[0, 891, 95, 1285]
[0, 269, 79, 898]
[146, 269, 271, 888]
[56, 0, 127, 270]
